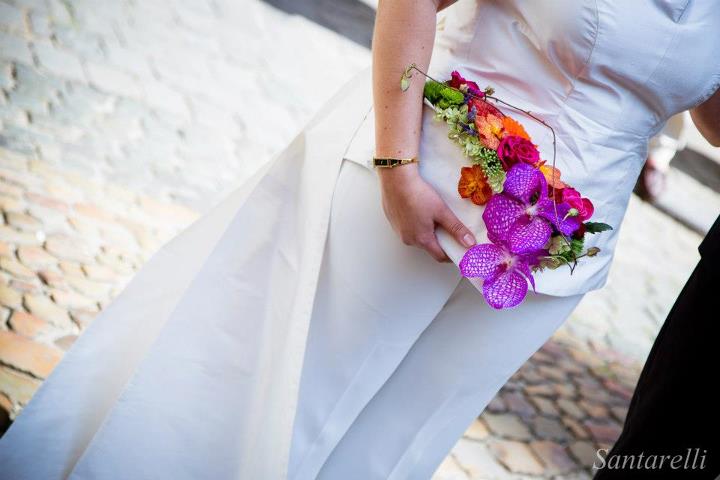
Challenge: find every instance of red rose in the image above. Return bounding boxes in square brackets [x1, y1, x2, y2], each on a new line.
[449, 70, 482, 96]
[496, 135, 540, 170]
[560, 188, 594, 221]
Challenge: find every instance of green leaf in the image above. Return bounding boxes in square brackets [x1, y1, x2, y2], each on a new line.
[584, 222, 613, 234]
[570, 237, 585, 256]
[423, 81, 464, 108]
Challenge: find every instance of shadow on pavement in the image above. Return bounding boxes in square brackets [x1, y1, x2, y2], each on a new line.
[260, 0, 376, 48]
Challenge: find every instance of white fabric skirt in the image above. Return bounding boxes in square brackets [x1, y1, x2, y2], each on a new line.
[288, 159, 584, 479]
[0, 81, 584, 478]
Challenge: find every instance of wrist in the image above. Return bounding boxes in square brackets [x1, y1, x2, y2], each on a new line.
[377, 161, 420, 187]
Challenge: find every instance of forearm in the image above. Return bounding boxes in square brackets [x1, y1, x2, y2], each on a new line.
[690, 86, 720, 147]
[371, 0, 442, 173]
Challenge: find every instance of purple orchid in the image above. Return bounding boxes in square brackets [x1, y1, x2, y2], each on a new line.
[483, 163, 580, 254]
[459, 242, 542, 309]
[460, 163, 582, 309]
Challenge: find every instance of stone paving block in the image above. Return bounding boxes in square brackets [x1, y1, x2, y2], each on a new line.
[609, 406, 628, 424]
[23, 292, 73, 328]
[553, 382, 577, 398]
[53, 26, 106, 62]
[50, 287, 96, 310]
[54, 334, 77, 350]
[1, 60, 15, 90]
[9, 63, 65, 114]
[0, 193, 23, 211]
[579, 400, 610, 420]
[10, 278, 42, 294]
[143, 80, 190, 118]
[0, 225, 41, 246]
[0, 256, 36, 279]
[86, 62, 143, 99]
[0, 365, 41, 404]
[463, 418, 489, 442]
[529, 396, 560, 418]
[532, 417, 572, 442]
[8, 310, 51, 338]
[0, 330, 62, 378]
[0, 2, 27, 34]
[45, 234, 96, 263]
[569, 441, 600, 470]
[33, 40, 86, 83]
[536, 365, 567, 383]
[452, 438, 509, 479]
[46, 0, 73, 26]
[66, 275, 112, 300]
[562, 416, 590, 441]
[0, 282, 23, 308]
[524, 383, 554, 397]
[502, 392, 536, 420]
[28, 11, 52, 37]
[6, 210, 42, 232]
[482, 413, 533, 441]
[69, 309, 96, 330]
[485, 395, 506, 413]
[488, 439, 544, 475]
[432, 455, 469, 480]
[584, 420, 622, 445]
[557, 398, 585, 420]
[0, 240, 12, 256]
[530, 440, 577, 475]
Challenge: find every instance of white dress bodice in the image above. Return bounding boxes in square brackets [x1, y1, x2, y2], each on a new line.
[345, 0, 720, 296]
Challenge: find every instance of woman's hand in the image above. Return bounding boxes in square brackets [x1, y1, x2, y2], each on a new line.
[378, 163, 476, 262]
[372, 0, 472, 261]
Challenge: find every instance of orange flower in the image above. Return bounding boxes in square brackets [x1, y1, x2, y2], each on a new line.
[538, 162, 568, 189]
[475, 113, 504, 150]
[458, 165, 493, 205]
[502, 116, 531, 141]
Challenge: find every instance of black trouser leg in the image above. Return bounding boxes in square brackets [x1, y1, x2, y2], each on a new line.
[594, 217, 720, 479]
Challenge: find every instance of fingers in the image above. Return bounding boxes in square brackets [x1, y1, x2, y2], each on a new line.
[399, 230, 450, 262]
[435, 204, 476, 248]
[417, 234, 451, 262]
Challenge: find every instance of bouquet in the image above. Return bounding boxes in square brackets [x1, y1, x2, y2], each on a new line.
[400, 65, 612, 309]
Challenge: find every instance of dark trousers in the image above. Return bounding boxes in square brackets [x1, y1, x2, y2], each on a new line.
[594, 215, 720, 479]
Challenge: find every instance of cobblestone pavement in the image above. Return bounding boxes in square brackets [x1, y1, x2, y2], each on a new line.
[0, 0, 708, 478]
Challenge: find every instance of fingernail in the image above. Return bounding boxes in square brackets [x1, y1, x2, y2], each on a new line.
[462, 233, 476, 247]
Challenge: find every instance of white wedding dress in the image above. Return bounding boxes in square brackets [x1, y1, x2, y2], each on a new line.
[1, 1, 719, 479]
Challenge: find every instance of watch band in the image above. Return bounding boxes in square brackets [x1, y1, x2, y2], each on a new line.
[372, 156, 419, 168]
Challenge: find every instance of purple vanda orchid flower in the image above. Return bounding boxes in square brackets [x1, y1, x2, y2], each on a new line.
[483, 164, 580, 253]
[459, 242, 541, 309]
[460, 164, 582, 309]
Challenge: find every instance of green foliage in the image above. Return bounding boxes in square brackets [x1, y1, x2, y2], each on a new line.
[433, 103, 506, 193]
[477, 149, 505, 193]
[584, 222, 613, 234]
[570, 237, 585, 256]
[424, 81, 465, 109]
[547, 235, 571, 256]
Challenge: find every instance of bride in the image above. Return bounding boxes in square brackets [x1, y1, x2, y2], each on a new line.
[2, 1, 719, 478]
